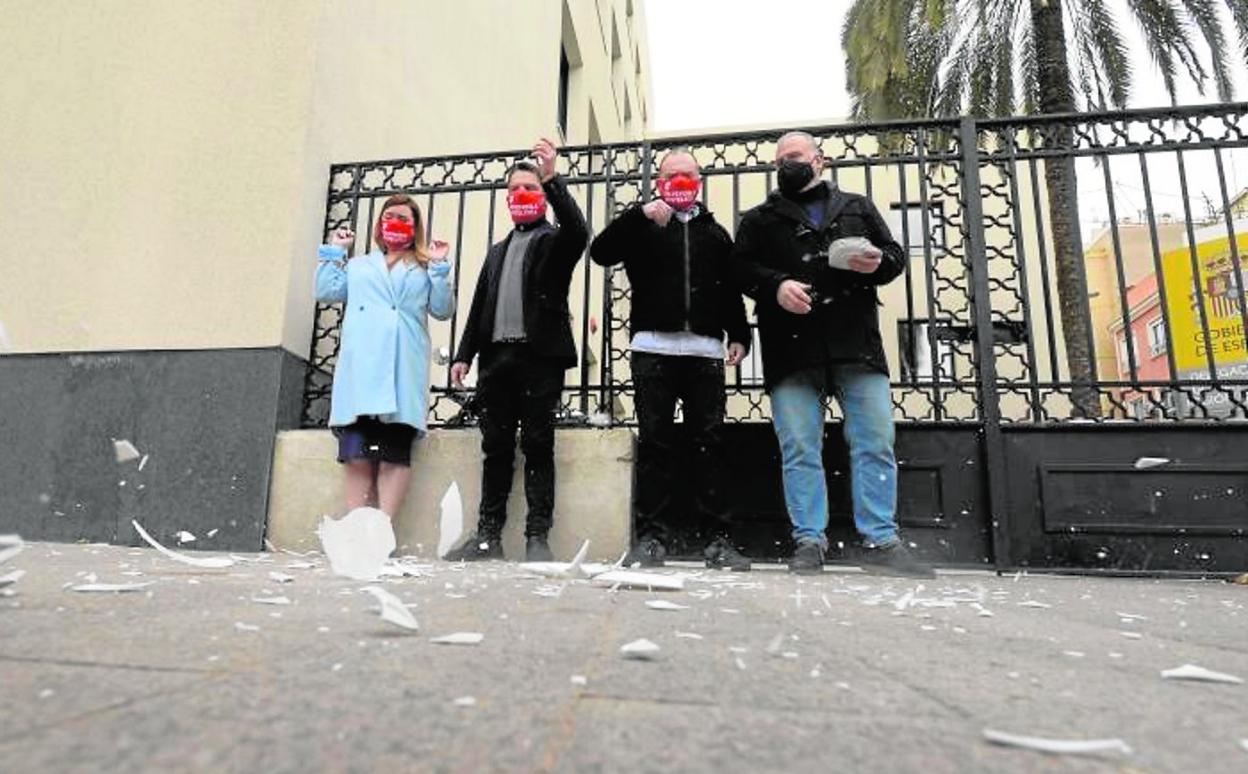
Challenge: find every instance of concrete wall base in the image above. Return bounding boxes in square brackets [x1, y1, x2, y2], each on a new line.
[266, 428, 635, 562]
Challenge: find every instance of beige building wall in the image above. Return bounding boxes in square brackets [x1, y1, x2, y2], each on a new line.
[0, 0, 650, 361]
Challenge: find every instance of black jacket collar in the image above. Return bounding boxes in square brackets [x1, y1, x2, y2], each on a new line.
[763, 181, 846, 230]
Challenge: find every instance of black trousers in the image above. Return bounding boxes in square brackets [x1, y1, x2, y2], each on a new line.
[631, 351, 733, 547]
[475, 343, 564, 539]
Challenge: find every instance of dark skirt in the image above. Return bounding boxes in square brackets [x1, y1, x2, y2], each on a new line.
[332, 416, 418, 466]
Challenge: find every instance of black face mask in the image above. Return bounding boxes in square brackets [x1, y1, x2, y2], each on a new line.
[777, 158, 816, 197]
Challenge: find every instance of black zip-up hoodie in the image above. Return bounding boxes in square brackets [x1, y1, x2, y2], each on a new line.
[590, 204, 751, 350]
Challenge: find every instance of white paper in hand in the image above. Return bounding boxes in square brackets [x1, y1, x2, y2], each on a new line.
[317, 508, 395, 581]
[826, 236, 879, 270]
[437, 482, 464, 559]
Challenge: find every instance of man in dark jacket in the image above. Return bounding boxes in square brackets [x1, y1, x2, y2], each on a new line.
[590, 149, 753, 571]
[447, 138, 588, 562]
[731, 131, 933, 578]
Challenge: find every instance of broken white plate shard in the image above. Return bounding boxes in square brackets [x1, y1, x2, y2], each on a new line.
[0, 535, 24, 565]
[674, 631, 704, 640]
[176, 531, 196, 544]
[982, 729, 1132, 757]
[452, 696, 477, 707]
[361, 586, 419, 631]
[430, 632, 485, 646]
[317, 508, 395, 581]
[1018, 600, 1052, 609]
[286, 561, 316, 570]
[70, 582, 153, 593]
[570, 675, 587, 686]
[131, 520, 235, 569]
[113, 439, 141, 463]
[251, 596, 291, 606]
[269, 572, 295, 584]
[1134, 457, 1170, 470]
[206, 528, 219, 538]
[234, 622, 260, 632]
[620, 638, 661, 660]
[436, 482, 464, 559]
[0, 570, 24, 587]
[1160, 664, 1243, 685]
[138, 454, 150, 471]
[592, 570, 684, 591]
[1120, 632, 1143, 640]
[519, 541, 593, 579]
[644, 600, 689, 611]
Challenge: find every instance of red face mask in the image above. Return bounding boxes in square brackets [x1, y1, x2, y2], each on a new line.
[657, 174, 701, 211]
[379, 218, 415, 249]
[507, 189, 547, 224]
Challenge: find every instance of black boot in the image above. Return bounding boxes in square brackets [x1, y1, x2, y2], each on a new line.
[525, 535, 554, 562]
[788, 541, 824, 575]
[858, 542, 935, 579]
[704, 537, 751, 571]
[443, 533, 503, 562]
[623, 537, 666, 568]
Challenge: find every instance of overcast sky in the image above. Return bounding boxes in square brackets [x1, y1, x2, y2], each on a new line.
[643, 0, 1248, 133]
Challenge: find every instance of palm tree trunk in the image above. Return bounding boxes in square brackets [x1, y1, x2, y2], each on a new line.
[1031, 0, 1101, 418]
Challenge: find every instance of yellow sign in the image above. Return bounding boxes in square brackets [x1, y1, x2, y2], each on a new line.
[1162, 229, 1247, 372]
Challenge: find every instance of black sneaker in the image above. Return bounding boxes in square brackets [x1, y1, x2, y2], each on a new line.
[704, 537, 751, 571]
[788, 541, 824, 575]
[623, 537, 666, 568]
[525, 535, 554, 562]
[859, 542, 935, 579]
[443, 534, 503, 562]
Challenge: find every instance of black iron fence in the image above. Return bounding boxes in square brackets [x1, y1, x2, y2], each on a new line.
[302, 103, 1248, 430]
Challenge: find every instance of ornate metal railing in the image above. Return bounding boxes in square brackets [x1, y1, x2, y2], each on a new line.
[303, 103, 1248, 428]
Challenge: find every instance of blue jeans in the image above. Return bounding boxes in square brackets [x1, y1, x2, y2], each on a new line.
[769, 364, 899, 549]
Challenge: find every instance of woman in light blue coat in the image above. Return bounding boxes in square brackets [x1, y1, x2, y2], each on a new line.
[316, 194, 456, 518]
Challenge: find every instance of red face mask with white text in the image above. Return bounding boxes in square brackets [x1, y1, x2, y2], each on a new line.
[380, 218, 415, 249]
[507, 189, 548, 224]
[657, 174, 701, 211]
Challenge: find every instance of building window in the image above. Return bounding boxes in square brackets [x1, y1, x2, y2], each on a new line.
[557, 48, 570, 139]
[898, 319, 956, 382]
[887, 200, 946, 256]
[1147, 318, 1167, 357]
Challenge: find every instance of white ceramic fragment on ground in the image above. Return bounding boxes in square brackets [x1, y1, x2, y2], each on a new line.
[132, 520, 235, 569]
[519, 539, 592, 579]
[0, 535, 24, 565]
[452, 696, 477, 707]
[430, 632, 484, 646]
[252, 596, 291, 606]
[113, 439, 141, 463]
[362, 586, 419, 631]
[674, 631, 703, 640]
[620, 638, 661, 660]
[1133, 457, 1170, 469]
[570, 675, 587, 686]
[176, 531, 196, 544]
[0, 570, 26, 587]
[71, 582, 152, 593]
[1017, 600, 1052, 609]
[1160, 664, 1243, 685]
[234, 622, 260, 632]
[592, 570, 684, 591]
[644, 600, 689, 611]
[317, 508, 395, 581]
[437, 482, 464, 559]
[983, 729, 1132, 756]
[269, 572, 295, 584]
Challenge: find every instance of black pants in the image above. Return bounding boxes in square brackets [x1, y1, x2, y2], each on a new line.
[632, 351, 733, 547]
[475, 343, 564, 539]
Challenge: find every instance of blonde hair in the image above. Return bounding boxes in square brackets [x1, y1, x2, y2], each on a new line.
[373, 194, 430, 265]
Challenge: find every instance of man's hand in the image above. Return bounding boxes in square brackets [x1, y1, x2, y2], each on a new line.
[776, 279, 813, 314]
[847, 248, 882, 273]
[450, 361, 471, 389]
[642, 199, 674, 227]
[532, 137, 558, 182]
[428, 239, 450, 262]
[725, 342, 746, 366]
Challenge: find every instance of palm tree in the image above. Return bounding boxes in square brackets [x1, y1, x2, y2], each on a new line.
[843, 0, 1248, 418]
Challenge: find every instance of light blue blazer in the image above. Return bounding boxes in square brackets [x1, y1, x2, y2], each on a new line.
[315, 245, 455, 432]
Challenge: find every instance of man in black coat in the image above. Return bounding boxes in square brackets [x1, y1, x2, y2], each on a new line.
[590, 149, 753, 571]
[448, 138, 588, 562]
[731, 131, 933, 578]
